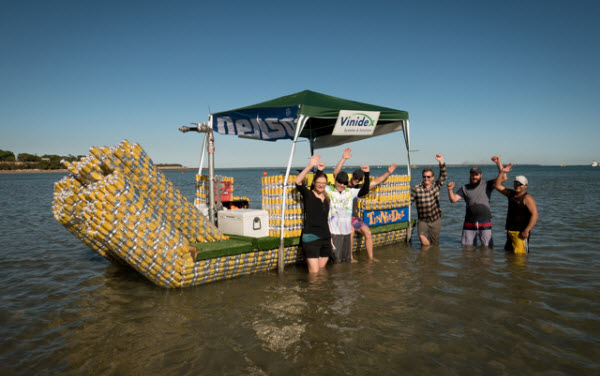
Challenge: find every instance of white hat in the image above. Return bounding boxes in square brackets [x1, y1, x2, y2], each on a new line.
[514, 175, 528, 186]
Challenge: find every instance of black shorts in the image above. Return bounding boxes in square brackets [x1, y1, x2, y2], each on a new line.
[302, 238, 332, 259]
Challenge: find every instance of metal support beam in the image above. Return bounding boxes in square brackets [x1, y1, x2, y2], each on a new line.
[278, 114, 308, 274]
[404, 120, 412, 243]
[179, 122, 217, 225]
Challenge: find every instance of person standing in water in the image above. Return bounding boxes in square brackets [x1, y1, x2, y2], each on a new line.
[491, 155, 538, 253]
[295, 154, 332, 273]
[332, 147, 397, 260]
[410, 154, 447, 247]
[447, 166, 503, 247]
[324, 164, 370, 263]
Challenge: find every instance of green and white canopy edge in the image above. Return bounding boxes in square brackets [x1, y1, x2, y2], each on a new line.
[207, 90, 412, 272]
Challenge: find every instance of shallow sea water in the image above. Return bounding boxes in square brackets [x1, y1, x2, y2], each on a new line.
[1, 166, 599, 375]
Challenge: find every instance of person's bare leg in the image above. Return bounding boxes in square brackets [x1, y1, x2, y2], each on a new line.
[419, 234, 430, 247]
[350, 227, 358, 262]
[358, 225, 375, 259]
[307, 258, 321, 273]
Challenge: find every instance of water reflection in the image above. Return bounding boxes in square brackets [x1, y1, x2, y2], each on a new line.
[461, 246, 495, 267]
[7, 240, 600, 375]
[251, 285, 308, 359]
[505, 251, 529, 268]
[306, 268, 329, 286]
[416, 245, 440, 289]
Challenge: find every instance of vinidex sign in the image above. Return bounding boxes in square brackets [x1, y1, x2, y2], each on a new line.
[332, 110, 380, 136]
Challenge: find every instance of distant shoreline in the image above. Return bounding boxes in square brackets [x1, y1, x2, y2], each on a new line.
[0, 167, 192, 174]
[3, 164, 587, 175]
[0, 169, 68, 174]
[0, 166, 195, 174]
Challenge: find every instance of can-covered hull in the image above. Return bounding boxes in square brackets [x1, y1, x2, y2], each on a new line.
[52, 140, 227, 288]
[52, 140, 412, 288]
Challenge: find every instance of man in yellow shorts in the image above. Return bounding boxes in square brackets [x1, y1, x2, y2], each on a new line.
[491, 156, 538, 253]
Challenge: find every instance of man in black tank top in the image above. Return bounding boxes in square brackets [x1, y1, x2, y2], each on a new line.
[491, 156, 538, 253]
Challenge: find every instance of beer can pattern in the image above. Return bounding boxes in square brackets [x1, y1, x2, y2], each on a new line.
[357, 174, 411, 216]
[52, 140, 226, 288]
[261, 174, 303, 238]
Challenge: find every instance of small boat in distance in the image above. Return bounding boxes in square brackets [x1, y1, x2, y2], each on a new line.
[592, 161, 599, 167]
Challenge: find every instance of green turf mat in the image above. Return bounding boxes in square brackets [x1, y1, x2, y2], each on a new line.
[223, 235, 300, 250]
[191, 238, 254, 261]
[253, 236, 279, 250]
[189, 222, 412, 261]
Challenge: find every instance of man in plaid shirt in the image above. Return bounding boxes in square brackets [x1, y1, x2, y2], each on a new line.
[410, 154, 447, 246]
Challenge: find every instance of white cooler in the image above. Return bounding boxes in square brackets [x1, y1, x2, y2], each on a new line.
[217, 209, 269, 238]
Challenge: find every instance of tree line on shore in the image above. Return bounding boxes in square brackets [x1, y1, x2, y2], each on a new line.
[0, 149, 85, 170]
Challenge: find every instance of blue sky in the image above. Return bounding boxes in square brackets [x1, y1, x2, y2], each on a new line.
[1, 0, 598, 168]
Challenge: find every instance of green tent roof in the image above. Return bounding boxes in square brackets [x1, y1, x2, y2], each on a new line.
[226, 90, 409, 121]
[210, 90, 409, 149]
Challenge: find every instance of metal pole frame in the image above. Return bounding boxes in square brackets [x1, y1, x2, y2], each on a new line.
[197, 133, 209, 176]
[278, 113, 309, 273]
[404, 119, 412, 242]
[207, 129, 216, 225]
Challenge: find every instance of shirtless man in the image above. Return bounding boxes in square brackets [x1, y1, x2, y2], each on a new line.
[491, 156, 538, 253]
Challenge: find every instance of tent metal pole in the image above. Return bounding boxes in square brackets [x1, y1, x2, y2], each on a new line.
[207, 129, 216, 225]
[405, 119, 412, 242]
[278, 114, 308, 273]
[197, 132, 208, 176]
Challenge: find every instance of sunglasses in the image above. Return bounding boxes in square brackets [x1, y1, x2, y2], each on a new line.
[336, 181, 348, 185]
[422, 175, 434, 179]
[514, 181, 524, 186]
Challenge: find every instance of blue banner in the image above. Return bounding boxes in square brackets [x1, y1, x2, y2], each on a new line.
[362, 207, 408, 226]
[210, 106, 299, 141]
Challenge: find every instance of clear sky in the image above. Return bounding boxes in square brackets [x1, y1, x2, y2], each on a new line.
[1, 0, 598, 168]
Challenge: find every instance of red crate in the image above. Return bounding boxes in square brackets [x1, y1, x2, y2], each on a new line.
[218, 181, 232, 202]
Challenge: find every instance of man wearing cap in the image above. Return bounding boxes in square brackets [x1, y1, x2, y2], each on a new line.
[491, 156, 538, 253]
[447, 166, 501, 247]
[332, 147, 397, 260]
[323, 163, 370, 263]
[410, 154, 447, 247]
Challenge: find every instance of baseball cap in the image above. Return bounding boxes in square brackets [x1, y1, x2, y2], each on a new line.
[514, 175, 528, 186]
[470, 166, 482, 174]
[352, 169, 364, 181]
[336, 171, 349, 185]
